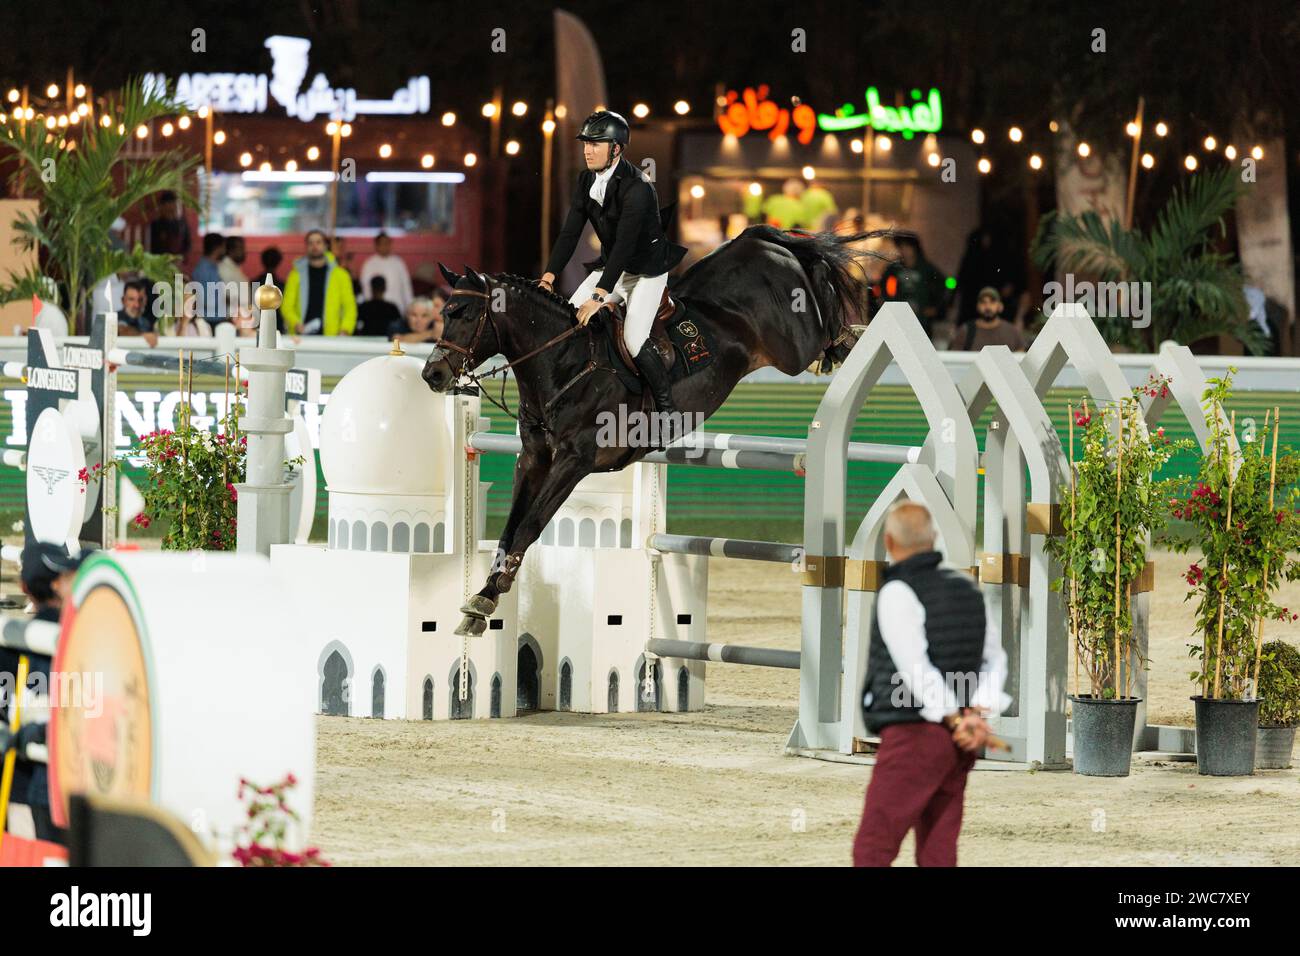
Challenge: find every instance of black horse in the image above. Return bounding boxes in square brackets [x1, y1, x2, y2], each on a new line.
[424, 224, 886, 635]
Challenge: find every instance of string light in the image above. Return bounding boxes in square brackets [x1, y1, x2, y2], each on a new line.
[326, 121, 339, 135]
[379, 143, 393, 158]
[135, 123, 148, 139]
[1251, 145, 1263, 160]
[876, 135, 892, 152]
[1203, 135, 1216, 151]
[464, 152, 477, 167]
[542, 117, 556, 134]
[177, 114, 190, 129]
[46, 83, 58, 98]
[306, 145, 320, 160]
[674, 100, 690, 115]
[259, 160, 271, 172]
[481, 102, 497, 118]
[1141, 152, 1155, 169]
[1049, 120, 1059, 133]
[57, 114, 67, 128]
[285, 159, 298, 172]
[68, 112, 79, 125]
[441, 111, 456, 126]
[1125, 121, 1140, 137]
[511, 101, 527, 117]
[971, 128, 985, 144]
[1028, 154, 1042, 170]
[5, 89, 17, 103]
[239, 151, 253, 167]
[421, 153, 435, 168]
[213, 130, 226, 145]
[76, 103, 88, 117]
[44, 116, 55, 130]
[504, 139, 520, 155]
[340, 123, 351, 137]
[801, 165, 815, 180]
[74, 83, 85, 98]
[1154, 121, 1168, 136]
[197, 106, 209, 119]
[689, 184, 705, 198]
[1223, 145, 1237, 160]
[161, 121, 174, 136]
[632, 103, 650, 119]
[1184, 155, 1198, 171]
[977, 157, 991, 174]
[926, 152, 940, 167]
[748, 182, 762, 196]
[1008, 126, 1023, 142]
[1077, 142, 1091, 158]
[100, 114, 111, 127]
[554, 105, 567, 119]
[850, 138, 863, 154]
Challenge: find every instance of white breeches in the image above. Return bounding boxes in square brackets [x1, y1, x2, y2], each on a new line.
[570, 270, 668, 354]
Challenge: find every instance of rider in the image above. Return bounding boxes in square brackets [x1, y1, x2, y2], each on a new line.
[538, 110, 687, 418]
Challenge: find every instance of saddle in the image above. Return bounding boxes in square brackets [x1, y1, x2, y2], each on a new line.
[602, 288, 713, 384]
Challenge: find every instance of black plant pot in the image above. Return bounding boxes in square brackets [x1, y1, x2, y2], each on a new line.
[1192, 696, 1259, 776]
[1069, 695, 1139, 777]
[1255, 726, 1297, 770]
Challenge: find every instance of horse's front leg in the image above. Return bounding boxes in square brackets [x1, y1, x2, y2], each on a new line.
[455, 442, 596, 635]
[456, 436, 551, 635]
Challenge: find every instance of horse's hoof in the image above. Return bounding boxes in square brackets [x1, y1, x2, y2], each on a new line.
[455, 615, 488, 637]
[460, 594, 497, 618]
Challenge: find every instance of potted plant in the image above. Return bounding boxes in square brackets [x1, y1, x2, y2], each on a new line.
[1168, 372, 1300, 775]
[1050, 381, 1188, 776]
[1256, 640, 1300, 770]
[0, 78, 198, 331]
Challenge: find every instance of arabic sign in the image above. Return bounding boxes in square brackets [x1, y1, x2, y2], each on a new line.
[718, 86, 817, 144]
[817, 87, 943, 139]
[717, 85, 944, 143]
[143, 35, 431, 123]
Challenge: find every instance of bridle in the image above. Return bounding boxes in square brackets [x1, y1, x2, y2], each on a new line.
[429, 282, 600, 423]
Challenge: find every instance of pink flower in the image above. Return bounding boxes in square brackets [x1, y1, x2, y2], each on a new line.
[133, 514, 151, 529]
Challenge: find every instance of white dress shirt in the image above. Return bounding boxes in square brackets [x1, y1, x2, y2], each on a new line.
[588, 161, 618, 205]
[872, 576, 1011, 723]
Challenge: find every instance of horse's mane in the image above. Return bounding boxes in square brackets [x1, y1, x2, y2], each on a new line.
[490, 272, 576, 319]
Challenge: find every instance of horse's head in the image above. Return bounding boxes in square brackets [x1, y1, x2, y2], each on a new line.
[422, 263, 499, 392]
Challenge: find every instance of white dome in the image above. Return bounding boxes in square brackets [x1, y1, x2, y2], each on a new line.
[319, 353, 450, 495]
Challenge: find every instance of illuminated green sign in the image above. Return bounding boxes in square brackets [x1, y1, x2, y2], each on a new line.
[817, 87, 943, 139]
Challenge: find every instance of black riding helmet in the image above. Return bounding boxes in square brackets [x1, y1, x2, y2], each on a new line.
[576, 110, 630, 146]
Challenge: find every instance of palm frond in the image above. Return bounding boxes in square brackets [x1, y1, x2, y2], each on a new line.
[1148, 167, 1244, 261]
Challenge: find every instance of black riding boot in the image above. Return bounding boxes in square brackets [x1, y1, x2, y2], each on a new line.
[632, 342, 681, 441]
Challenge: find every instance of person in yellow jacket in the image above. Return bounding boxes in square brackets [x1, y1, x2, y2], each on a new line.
[282, 229, 358, 335]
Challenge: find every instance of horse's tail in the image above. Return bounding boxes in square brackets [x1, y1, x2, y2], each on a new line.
[738, 224, 894, 370]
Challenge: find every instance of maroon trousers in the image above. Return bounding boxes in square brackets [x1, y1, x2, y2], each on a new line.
[852, 721, 977, 867]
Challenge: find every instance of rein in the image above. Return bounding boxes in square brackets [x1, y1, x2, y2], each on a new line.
[432, 286, 615, 426]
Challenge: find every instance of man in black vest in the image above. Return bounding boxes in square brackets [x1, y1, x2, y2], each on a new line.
[852, 502, 1010, 867]
[538, 110, 687, 424]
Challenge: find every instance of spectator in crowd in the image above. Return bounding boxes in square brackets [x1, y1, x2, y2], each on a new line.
[282, 229, 357, 336]
[952, 287, 1025, 352]
[260, 246, 286, 332]
[260, 246, 285, 287]
[880, 234, 947, 336]
[148, 190, 190, 257]
[355, 275, 404, 337]
[801, 178, 839, 231]
[954, 225, 1023, 327]
[388, 293, 444, 343]
[192, 233, 227, 323]
[219, 235, 253, 328]
[331, 236, 363, 298]
[118, 278, 160, 347]
[0, 543, 91, 845]
[762, 178, 807, 230]
[359, 232, 414, 312]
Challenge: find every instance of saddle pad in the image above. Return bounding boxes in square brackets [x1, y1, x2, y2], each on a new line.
[665, 307, 715, 381]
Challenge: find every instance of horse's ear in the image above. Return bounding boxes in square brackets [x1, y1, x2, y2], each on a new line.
[438, 262, 460, 286]
[463, 265, 485, 289]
